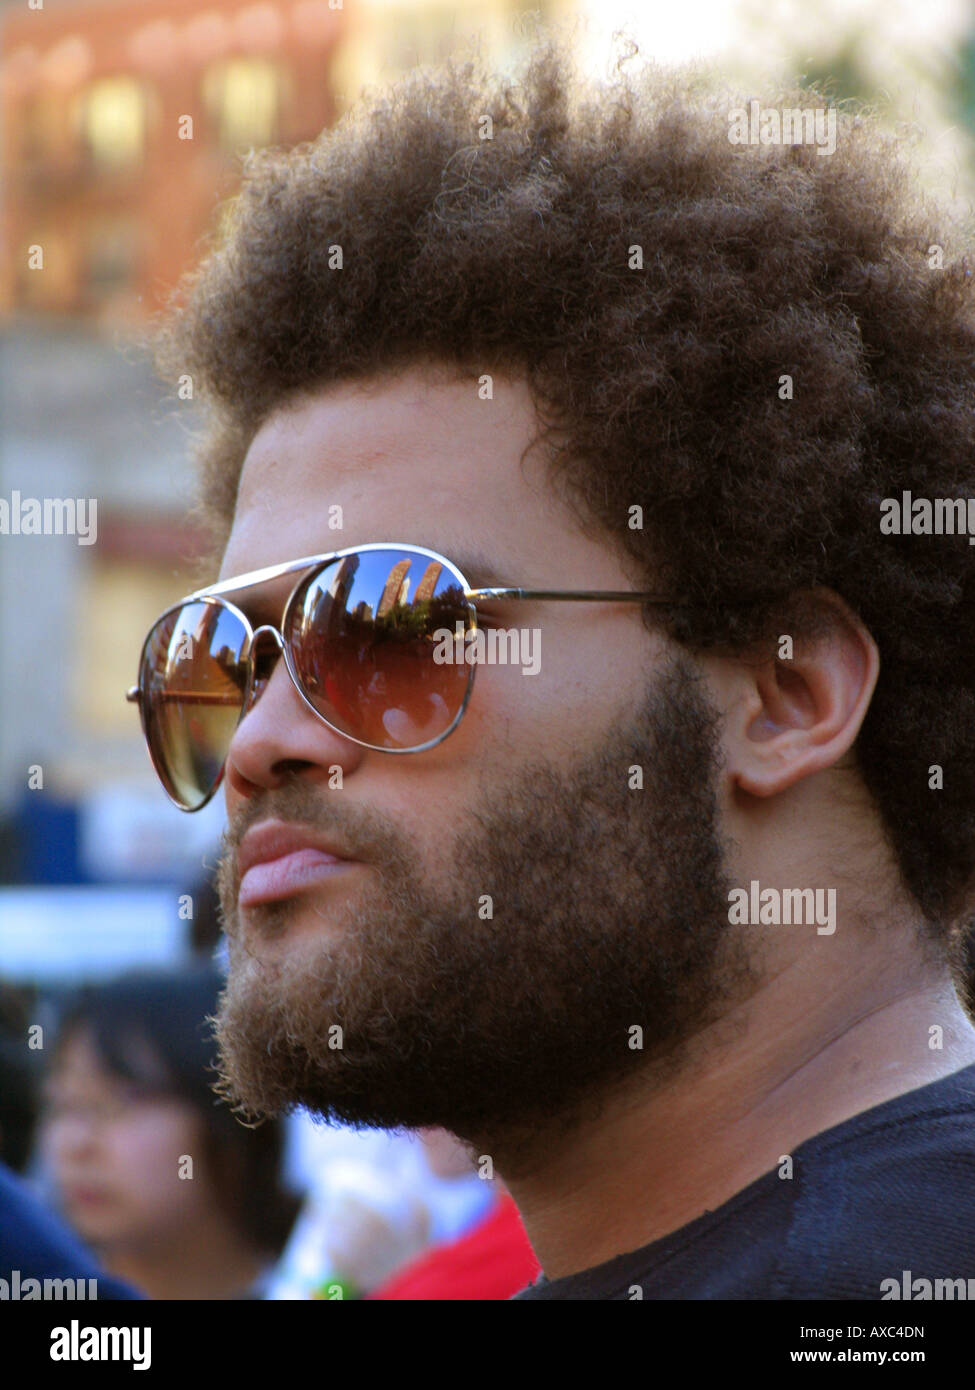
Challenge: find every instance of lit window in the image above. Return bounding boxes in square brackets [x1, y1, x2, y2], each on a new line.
[81, 77, 146, 169]
[203, 57, 282, 151]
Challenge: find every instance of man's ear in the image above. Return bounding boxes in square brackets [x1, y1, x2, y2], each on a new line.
[729, 590, 880, 798]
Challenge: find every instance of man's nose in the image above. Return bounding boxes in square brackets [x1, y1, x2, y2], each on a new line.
[223, 627, 365, 800]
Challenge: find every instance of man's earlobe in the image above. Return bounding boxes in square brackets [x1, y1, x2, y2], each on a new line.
[732, 593, 880, 798]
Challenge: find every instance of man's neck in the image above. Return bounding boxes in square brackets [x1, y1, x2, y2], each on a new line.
[496, 950, 975, 1282]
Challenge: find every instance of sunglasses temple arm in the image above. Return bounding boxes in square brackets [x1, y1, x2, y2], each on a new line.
[466, 589, 676, 603]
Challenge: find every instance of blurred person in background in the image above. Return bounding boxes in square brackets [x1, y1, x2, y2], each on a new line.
[0, 1159, 141, 1301]
[37, 964, 299, 1299]
[0, 980, 139, 1299]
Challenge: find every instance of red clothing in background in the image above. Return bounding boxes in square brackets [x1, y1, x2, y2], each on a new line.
[369, 1193, 541, 1300]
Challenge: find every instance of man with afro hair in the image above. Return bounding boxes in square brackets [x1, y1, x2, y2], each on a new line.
[142, 36, 975, 1299]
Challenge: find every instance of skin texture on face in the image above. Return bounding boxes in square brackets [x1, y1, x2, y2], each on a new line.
[211, 366, 754, 1162]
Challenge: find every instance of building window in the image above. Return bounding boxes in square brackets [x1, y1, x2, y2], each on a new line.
[203, 57, 282, 151]
[80, 77, 147, 170]
[20, 91, 63, 163]
[84, 219, 139, 300]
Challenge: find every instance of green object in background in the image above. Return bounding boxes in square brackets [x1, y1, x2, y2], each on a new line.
[311, 1274, 361, 1301]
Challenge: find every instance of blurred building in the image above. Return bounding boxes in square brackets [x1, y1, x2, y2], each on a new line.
[0, 0, 347, 324]
[0, 0, 570, 326]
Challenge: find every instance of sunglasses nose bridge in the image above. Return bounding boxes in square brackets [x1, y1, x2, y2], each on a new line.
[242, 625, 286, 713]
[250, 623, 285, 652]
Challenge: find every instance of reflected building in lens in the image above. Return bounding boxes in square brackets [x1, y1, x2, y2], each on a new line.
[413, 562, 443, 603]
[377, 559, 411, 617]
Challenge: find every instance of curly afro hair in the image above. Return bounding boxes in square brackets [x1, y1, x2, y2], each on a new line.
[153, 38, 975, 943]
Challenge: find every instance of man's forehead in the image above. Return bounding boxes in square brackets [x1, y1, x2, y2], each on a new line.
[236, 390, 432, 500]
[235, 366, 540, 499]
[216, 366, 637, 597]
[222, 370, 555, 581]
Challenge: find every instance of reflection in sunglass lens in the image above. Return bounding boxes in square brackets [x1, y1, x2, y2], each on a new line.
[140, 600, 249, 810]
[285, 550, 473, 750]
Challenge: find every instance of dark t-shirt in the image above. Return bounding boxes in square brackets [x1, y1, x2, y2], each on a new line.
[512, 1062, 975, 1299]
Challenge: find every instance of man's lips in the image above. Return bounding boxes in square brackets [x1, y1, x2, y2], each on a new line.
[237, 820, 360, 907]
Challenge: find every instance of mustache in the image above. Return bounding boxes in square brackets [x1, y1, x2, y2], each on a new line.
[218, 780, 405, 876]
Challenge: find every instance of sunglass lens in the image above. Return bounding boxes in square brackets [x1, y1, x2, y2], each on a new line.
[139, 601, 250, 809]
[284, 550, 472, 750]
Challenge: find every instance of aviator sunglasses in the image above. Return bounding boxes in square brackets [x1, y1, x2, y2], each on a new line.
[128, 542, 677, 811]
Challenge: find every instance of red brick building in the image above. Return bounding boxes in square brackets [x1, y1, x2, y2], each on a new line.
[0, 0, 346, 323]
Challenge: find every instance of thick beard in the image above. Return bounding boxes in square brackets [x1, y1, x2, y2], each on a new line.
[212, 655, 754, 1162]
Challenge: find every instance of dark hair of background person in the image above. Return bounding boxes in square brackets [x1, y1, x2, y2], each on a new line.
[185, 868, 224, 957]
[0, 980, 41, 1172]
[151, 36, 975, 957]
[50, 965, 300, 1253]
